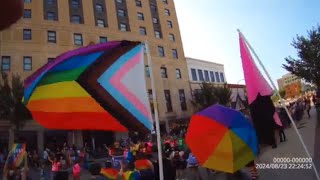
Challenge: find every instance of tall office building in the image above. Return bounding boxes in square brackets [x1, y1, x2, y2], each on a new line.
[0, 0, 192, 151]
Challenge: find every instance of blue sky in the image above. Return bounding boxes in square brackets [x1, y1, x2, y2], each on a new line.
[174, 0, 320, 86]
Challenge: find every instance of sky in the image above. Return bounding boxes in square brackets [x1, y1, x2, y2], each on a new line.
[174, 0, 320, 86]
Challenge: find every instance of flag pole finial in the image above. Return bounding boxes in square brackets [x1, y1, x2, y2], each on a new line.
[237, 29, 241, 33]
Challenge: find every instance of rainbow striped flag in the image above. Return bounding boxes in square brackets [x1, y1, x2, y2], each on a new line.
[100, 168, 119, 180]
[11, 143, 26, 167]
[23, 41, 153, 133]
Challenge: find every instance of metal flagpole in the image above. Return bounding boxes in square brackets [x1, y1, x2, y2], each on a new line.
[144, 41, 164, 180]
[238, 29, 320, 180]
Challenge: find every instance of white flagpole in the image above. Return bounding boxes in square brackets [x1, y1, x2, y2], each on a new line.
[144, 41, 164, 180]
[238, 29, 320, 180]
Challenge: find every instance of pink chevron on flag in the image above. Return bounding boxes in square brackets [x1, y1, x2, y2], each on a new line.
[110, 51, 151, 119]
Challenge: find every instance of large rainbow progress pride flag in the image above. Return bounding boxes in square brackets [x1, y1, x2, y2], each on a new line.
[23, 41, 153, 133]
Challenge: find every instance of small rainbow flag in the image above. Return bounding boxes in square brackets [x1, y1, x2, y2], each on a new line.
[134, 159, 153, 171]
[100, 168, 119, 180]
[11, 143, 27, 167]
[122, 171, 140, 180]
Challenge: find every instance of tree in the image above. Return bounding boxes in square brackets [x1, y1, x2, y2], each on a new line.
[213, 84, 232, 106]
[191, 82, 232, 111]
[0, 72, 32, 130]
[283, 25, 320, 87]
[279, 89, 286, 98]
[191, 82, 217, 111]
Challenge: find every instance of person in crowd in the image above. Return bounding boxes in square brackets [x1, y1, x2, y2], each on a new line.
[162, 151, 176, 180]
[119, 160, 140, 180]
[186, 152, 200, 180]
[73, 158, 81, 180]
[305, 98, 312, 118]
[48, 156, 61, 180]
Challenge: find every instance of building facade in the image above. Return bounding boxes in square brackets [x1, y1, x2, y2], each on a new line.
[277, 73, 303, 98]
[0, 0, 193, 151]
[186, 57, 226, 92]
[227, 84, 247, 110]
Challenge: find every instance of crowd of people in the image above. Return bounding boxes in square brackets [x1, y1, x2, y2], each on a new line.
[0, 95, 316, 180]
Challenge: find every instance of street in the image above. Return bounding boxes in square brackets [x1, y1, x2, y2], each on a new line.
[1, 107, 319, 180]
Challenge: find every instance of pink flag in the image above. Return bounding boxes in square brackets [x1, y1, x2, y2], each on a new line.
[239, 32, 282, 127]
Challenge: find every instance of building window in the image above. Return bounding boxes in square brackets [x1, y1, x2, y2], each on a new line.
[155, 31, 161, 38]
[24, 0, 31, 3]
[23, 29, 32, 40]
[210, 71, 215, 82]
[172, 49, 178, 59]
[153, 18, 158, 24]
[23, 56, 32, 71]
[137, 12, 144, 20]
[198, 69, 204, 81]
[148, 89, 154, 114]
[120, 23, 127, 32]
[47, 12, 56, 21]
[47, 31, 56, 43]
[191, 68, 197, 81]
[139, 27, 146, 35]
[74, 33, 83, 46]
[169, 34, 175, 41]
[136, 0, 142, 7]
[97, 19, 105, 27]
[160, 67, 167, 78]
[71, 0, 80, 8]
[176, 69, 182, 79]
[150, 4, 157, 12]
[47, 0, 54, 5]
[48, 58, 55, 62]
[142, 43, 147, 54]
[165, 9, 170, 16]
[158, 46, 165, 57]
[179, 89, 187, 111]
[167, 20, 173, 28]
[1, 56, 10, 71]
[99, 36, 108, 43]
[145, 65, 150, 77]
[118, 9, 126, 17]
[163, 0, 168, 4]
[116, 0, 123, 3]
[215, 72, 220, 82]
[204, 70, 210, 82]
[23, 9, 31, 19]
[164, 90, 173, 112]
[95, 4, 104, 12]
[220, 72, 225, 82]
[71, 15, 81, 24]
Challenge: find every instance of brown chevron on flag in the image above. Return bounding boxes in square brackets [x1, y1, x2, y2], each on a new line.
[239, 32, 282, 146]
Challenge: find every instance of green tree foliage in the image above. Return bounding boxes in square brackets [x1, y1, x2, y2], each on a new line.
[279, 89, 286, 98]
[0, 72, 32, 130]
[283, 25, 320, 87]
[191, 82, 232, 111]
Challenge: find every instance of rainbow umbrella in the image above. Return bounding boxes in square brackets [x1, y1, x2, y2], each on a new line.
[186, 104, 258, 173]
[100, 168, 119, 180]
[134, 159, 153, 171]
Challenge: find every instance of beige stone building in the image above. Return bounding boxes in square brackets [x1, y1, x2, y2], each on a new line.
[0, 0, 192, 151]
[186, 57, 226, 92]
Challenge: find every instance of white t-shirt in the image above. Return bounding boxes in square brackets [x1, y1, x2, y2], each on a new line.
[43, 150, 49, 160]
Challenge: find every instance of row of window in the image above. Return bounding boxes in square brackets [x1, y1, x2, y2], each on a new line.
[23, 0, 172, 37]
[0, 56, 182, 79]
[22, 29, 179, 58]
[148, 88, 187, 113]
[190, 68, 225, 83]
[145, 65, 181, 79]
[24, 0, 169, 5]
